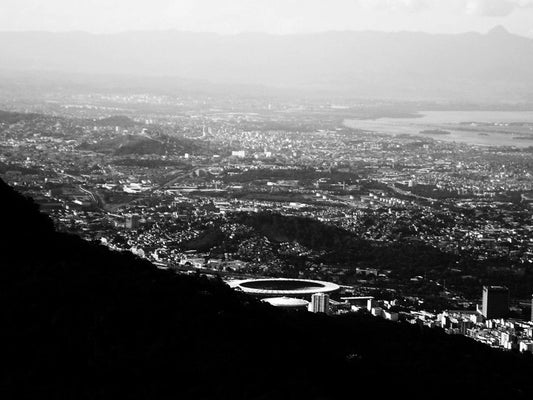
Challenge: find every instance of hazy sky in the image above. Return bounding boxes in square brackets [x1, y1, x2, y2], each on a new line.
[1, 0, 533, 37]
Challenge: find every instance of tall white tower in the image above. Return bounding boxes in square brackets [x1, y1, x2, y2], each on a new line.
[310, 293, 330, 314]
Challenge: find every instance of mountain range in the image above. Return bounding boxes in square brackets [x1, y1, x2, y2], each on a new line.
[1, 27, 533, 102]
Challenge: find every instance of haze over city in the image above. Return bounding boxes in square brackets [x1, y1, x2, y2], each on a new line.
[2, 0, 533, 36]
[2, 1, 533, 399]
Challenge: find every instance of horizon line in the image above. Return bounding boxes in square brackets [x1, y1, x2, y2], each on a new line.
[0, 25, 527, 39]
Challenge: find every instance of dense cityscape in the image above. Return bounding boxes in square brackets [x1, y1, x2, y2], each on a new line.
[6, 1, 533, 395]
[2, 92, 532, 353]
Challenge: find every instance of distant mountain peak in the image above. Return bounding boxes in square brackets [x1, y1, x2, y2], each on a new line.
[488, 25, 510, 36]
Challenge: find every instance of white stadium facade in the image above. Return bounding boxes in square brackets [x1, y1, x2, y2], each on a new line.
[229, 278, 339, 298]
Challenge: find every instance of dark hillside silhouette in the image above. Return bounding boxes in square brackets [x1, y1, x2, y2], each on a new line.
[1, 178, 533, 399]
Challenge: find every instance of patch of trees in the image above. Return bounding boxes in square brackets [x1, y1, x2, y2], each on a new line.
[79, 134, 202, 156]
[234, 212, 455, 274]
[111, 158, 186, 168]
[0, 109, 40, 124]
[0, 161, 41, 175]
[88, 115, 137, 127]
[398, 183, 465, 199]
[181, 227, 226, 252]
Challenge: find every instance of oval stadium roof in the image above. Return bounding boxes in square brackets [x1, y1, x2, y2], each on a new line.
[229, 278, 340, 297]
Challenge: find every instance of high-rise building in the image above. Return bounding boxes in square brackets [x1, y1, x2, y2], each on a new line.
[310, 293, 329, 314]
[125, 214, 140, 230]
[481, 286, 509, 320]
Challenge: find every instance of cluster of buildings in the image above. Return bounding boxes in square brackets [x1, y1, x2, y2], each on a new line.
[2, 98, 533, 354]
[249, 279, 533, 354]
[261, 293, 331, 313]
[393, 286, 533, 353]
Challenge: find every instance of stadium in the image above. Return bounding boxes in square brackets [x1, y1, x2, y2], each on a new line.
[229, 278, 340, 298]
[261, 297, 310, 311]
